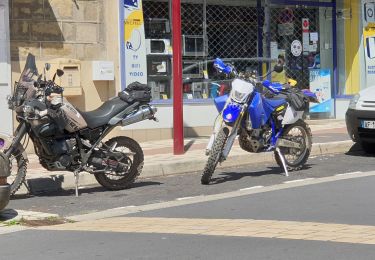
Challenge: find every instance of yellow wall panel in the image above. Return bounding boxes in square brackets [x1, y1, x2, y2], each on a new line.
[344, 0, 360, 95]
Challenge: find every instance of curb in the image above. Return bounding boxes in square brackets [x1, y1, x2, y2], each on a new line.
[21, 140, 354, 195]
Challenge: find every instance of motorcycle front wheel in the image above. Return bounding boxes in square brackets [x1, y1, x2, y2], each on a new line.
[201, 129, 227, 185]
[274, 120, 312, 171]
[7, 146, 27, 195]
[94, 136, 144, 190]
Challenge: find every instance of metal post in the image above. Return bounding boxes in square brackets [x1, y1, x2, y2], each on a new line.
[264, 0, 271, 77]
[332, 0, 338, 119]
[119, 0, 125, 91]
[172, 0, 184, 155]
[257, 0, 263, 78]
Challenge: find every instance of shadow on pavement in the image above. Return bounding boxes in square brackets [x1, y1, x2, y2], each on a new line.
[345, 143, 375, 157]
[10, 181, 163, 200]
[211, 165, 313, 185]
[0, 209, 18, 221]
[184, 139, 196, 153]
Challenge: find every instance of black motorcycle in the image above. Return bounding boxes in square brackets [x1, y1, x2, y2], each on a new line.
[0, 53, 157, 196]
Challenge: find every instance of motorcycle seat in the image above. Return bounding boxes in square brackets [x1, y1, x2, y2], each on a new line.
[78, 97, 129, 129]
[263, 97, 286, 109]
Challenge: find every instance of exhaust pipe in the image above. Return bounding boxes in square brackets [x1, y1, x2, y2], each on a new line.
[122, 105, 157, 127]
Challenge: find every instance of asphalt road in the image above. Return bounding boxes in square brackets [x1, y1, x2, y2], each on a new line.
[1, 149, 375, 259]
[0, 230, 374, 260]
[7, 143, 375, 218]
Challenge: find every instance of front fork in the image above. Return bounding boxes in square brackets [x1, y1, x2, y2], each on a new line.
[206, 105, 247, 160]
[4, 122, 28, 158]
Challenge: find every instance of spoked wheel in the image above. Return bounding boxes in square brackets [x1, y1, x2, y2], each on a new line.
[201, 129, 227, 185]
[7, 147, 27, 195]
[94, 137, 144, 190]
[275, 120, 312, 171]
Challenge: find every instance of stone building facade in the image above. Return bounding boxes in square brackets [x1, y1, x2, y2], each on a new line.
[9, 0, 121, 112]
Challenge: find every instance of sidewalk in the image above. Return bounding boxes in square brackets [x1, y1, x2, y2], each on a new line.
[23, 119, 353, 194]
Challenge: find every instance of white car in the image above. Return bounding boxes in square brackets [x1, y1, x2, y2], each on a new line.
[346, 86, 375, 153]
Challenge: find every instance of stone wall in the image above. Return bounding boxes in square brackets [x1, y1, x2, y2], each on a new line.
[8, 0, 122, 115]
[9, 0, 106, 61]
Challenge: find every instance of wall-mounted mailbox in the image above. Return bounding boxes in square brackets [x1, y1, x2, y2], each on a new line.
[92, 61, 114, 81]
[59, 63, 82, 96]
[60, 65, 80, 88]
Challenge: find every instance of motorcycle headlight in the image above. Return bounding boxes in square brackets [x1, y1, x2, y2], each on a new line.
[23, 105, 34, 115]
[231, 90, 247, 103]
[349, 94, 360, 109]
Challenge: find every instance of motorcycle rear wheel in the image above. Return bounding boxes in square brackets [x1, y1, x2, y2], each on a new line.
[94, 137, 144, 190]
[201, 129, 227, 185]
[274, 120, 312, 171]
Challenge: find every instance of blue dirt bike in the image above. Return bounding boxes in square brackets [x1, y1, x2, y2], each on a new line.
[202, 58, 318, 184]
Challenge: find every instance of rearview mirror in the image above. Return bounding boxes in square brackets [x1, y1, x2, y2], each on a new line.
[56, 69, 64, 77]
[45, 63, 51, 71]
[273, 64, 284, 73]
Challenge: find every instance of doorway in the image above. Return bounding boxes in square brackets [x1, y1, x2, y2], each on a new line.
[268, 0, 336, 119]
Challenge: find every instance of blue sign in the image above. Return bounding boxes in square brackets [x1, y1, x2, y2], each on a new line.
[309, 69, 332, 113]
[124, 0, 138, 8]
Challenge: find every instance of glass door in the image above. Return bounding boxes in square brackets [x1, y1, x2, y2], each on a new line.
[269, 2, 335, 119]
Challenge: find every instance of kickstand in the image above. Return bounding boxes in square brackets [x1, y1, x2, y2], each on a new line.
[276, 147, 289, 177]
[23, 180, 31, 195]
[74, 170, 80, 197]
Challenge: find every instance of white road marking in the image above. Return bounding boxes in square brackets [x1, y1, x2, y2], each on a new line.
[69, 171, 375, 222]
[239, 186, 264, 191]
[284, 178, 315, 184]
[335, 171, 362, 176]
[176, 196, 198, 201]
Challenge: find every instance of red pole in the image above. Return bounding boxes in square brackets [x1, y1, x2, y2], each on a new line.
[172, 0, 184, 155]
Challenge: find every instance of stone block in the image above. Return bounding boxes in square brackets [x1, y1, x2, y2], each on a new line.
[146, 129, 161, 141]
[84, 43, 105, 59]
[31, 21, 63, 41]
[12, 0, 44, 19]
[84, 1, 99, 21]
[44, 0, 73, 20]
[76, 23, 98, 43]
[41, 43, 75, 58]
[62, 22, 76, 41]
[10, 20, 30, 41]
[160, 128, 173, 140]
[10, 41, 40, 60]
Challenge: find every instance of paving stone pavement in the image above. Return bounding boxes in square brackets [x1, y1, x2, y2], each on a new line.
[41, 217, 375, 245]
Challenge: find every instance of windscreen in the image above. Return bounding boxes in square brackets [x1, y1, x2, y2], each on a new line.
[19, 53, 39, 85]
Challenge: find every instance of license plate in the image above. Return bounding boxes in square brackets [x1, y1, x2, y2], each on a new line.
[361, 120, 375, 129]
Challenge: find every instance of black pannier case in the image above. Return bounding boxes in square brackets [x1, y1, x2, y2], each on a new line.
[119, 81, 152, 104]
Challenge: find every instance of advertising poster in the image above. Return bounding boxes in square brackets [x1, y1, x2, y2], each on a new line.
[363, 0, 375, 89]
[309, 69, 333, 113]
[364, 29, 375, 89]
[124, 0, 148, 87]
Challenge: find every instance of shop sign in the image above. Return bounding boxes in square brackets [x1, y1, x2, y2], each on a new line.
[364, 29, 375, 88]
[302, 18, 310, 53]
[291, 40, 302, 57]
[270, 41, 278, 59]
[124, 0, 148, 86]
[302, 18, 309, 32]
[309, 69, 332, 113]
[278, 22, 294, 36]
[363, 1, 375, 27]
